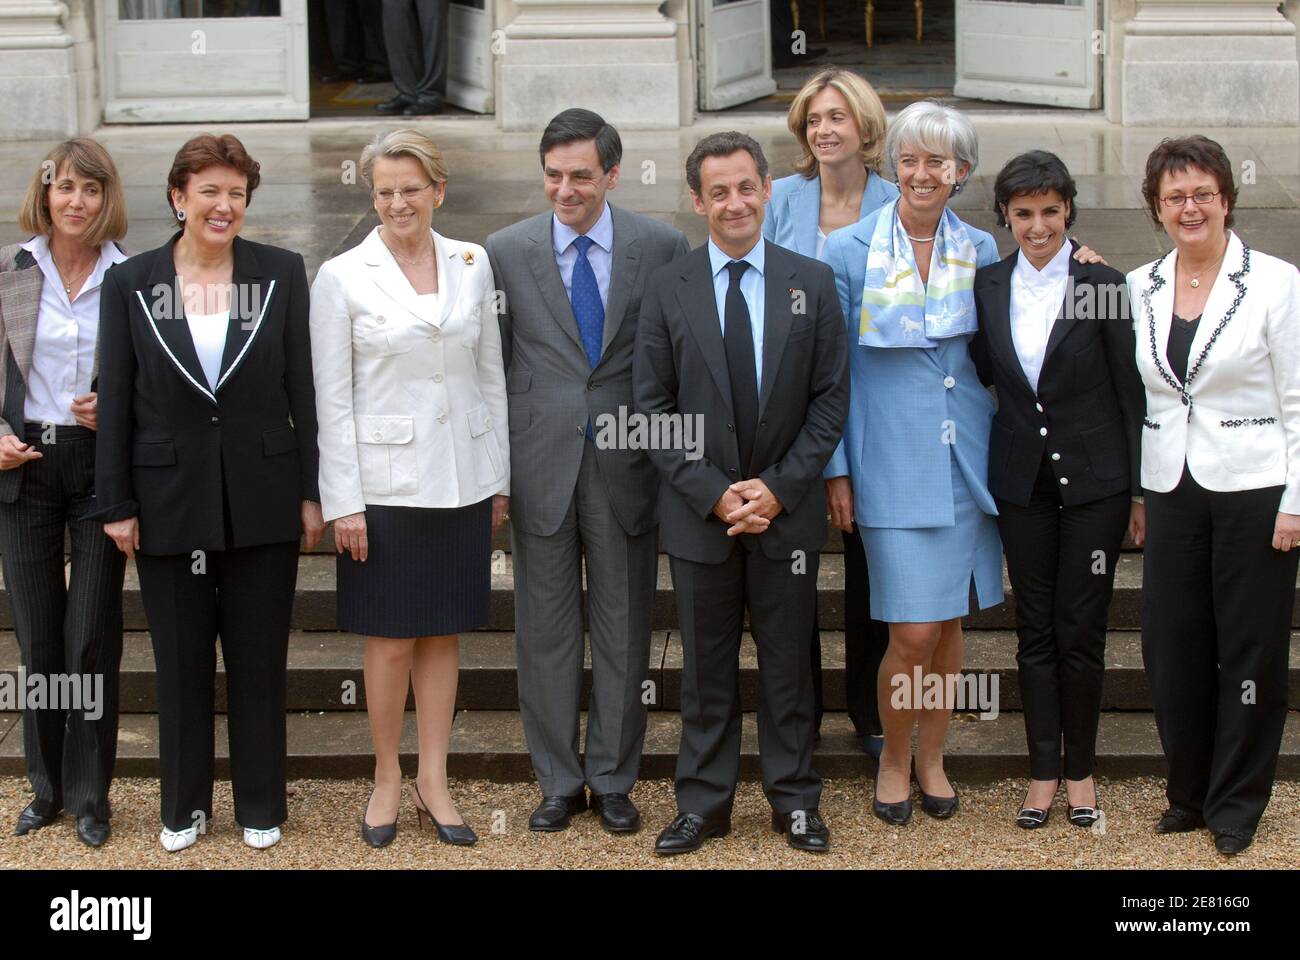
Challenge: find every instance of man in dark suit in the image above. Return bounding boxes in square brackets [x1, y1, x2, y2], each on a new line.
[486, 109, 690, 835]
[634, 131, 848, 855]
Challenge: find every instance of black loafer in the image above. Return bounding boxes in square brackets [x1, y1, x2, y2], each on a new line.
[528, 793, 587, 832]
[590, 792, 641, 833]
[402, 96, 444, 116]
[75, 816, 111, 848]
[14, 801, 60, 836]
[376, 94, 413, 114]
[1213, 830, 1253, 855]
[771, 808, 830, 853]
[1156, 806, 1204, 834]
[654, 811, 730, 855]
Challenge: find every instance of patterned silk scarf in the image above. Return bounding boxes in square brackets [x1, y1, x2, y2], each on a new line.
[859, 198, 979, 348]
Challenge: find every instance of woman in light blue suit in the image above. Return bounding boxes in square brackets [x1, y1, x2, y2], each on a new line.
[762, 67, 896, 755]
[820, 101, 1004, 827]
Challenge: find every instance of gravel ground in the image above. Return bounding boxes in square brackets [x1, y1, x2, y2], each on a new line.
[1, 776, 1295, 869]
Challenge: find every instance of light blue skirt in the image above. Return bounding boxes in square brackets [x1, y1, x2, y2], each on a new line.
[860, 458, 1005, 623]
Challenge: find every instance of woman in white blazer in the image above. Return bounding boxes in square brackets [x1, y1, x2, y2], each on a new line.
[1128, 135, 1300, 856]
[310, 129, 509, 849]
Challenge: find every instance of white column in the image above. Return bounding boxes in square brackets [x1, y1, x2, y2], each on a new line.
[0, 0, 81, 139]
[1120, 0, 1299, 125]
[496, 0, 682, 130]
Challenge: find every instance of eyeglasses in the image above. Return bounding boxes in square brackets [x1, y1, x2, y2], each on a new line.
[374, 183, 434, 204]
[1159, 189, 1221, 208]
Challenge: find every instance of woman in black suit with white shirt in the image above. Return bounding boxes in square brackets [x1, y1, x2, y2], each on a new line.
[95, 134, 324, 853]
[971, 151, 1145, 831]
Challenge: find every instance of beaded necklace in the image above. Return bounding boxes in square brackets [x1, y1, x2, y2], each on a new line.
[1141, 242, 1250, 422]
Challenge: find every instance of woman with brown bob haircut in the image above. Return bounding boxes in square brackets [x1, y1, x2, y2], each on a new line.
[94, 133, 324, 853]
[1, 138, 129, 848]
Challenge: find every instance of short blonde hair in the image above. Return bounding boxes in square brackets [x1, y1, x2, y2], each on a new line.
[787, 68, 888, 178]
[19, 138, 127, 246]
[359, 129, 449, 190]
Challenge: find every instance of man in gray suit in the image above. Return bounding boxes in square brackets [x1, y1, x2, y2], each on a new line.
[486, 109, 690, 833]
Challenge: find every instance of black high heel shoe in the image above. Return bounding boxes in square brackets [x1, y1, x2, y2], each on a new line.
[872, 773, 913, 826]
[1015, 779, 1058, 830]
[360, 790, 398, 848]
[412, 783, 478, 846]
[1066, 779, 1101, 828]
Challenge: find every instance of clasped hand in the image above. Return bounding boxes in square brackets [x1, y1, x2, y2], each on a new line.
[715, 478, 782, 537]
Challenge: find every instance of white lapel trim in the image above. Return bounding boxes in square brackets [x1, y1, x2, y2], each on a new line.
[433, 231, 465, 328]
[216, 278, 276, 392]
[135, 289, 216, 405]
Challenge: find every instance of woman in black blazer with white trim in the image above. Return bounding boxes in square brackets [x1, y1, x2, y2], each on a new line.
[94, 134, 323, 852]
[971, 151, 1145, 831]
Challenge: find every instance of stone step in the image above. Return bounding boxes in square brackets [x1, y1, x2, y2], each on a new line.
[7, 553, 1297, 633]
[4, 630, 1298, 713]
[1, 709, 1296, 781]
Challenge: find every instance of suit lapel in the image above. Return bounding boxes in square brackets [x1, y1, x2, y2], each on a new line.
[758, 242, 795, 420]
[434, 231, 465, 328]
[793, 177, 820, 258]
[978, 253, 1034, 395]
[215, 236, 274, 393]
[601, 205, 640, 357]
[676, 247, 733, 415]
[1185, 231, 1244, 370]
[1139, 249, 1178, 385]
[524, 215, 586, 354]
[0, 253, 42, 383]
[1041, 243, 1085, 368]
[141, 236, 216, 405]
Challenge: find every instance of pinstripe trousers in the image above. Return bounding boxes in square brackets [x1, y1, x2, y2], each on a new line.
[0, 425, 125, 821]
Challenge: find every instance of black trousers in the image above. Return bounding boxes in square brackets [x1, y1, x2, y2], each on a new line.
[670, 542, 821, 817]
[996, 455, 1130, 780]
[0, 425, 125, 820]
[1143, 467, 1297, 835]
[810, 524, 888, 736]
[324, 0, 389, 77]
[381, 0, 448, 99]
[135, 540, 299, 832]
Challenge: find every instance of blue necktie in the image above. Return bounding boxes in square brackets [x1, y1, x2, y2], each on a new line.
[570, 235, 605, 369]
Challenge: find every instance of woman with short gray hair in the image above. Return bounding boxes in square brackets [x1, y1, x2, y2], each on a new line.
[311, 129, 509, 848]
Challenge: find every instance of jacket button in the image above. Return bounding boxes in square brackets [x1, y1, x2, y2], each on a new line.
[587, 382, 597, 391]
[1039, 427, 1048, 437]
[576, 426, 584, 435]
[372, 431, 382, 441]
[377, 315, 386, 324]
[1059, 477, 1069, 486]
[727, 423, 734, 432]
[210, 416, 219, 425]
[728, 467, 738, 476]
[485, 417, 491, 428]
[438, 414, 448, 424]
[759, 420, 767, 427]
[431, 330, 441, 341]
[1035, 402, 1043, 413]
[943, 376, 955, 389]
[433, 373, 443, 383]
[1051, 452, 1061, 461]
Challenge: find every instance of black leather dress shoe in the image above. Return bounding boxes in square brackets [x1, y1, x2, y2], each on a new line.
[590, 793, 640, 833]
[14, 801, 59, 836]
[919, 789, 960, 819]
[76, 816, 111, 848]
[771, 809, 830, 852]
[1156, 806, 1204, 834]
[1213, 830, 1253, 855]
[872, 785, 913, 826]
[376, 94, 413, 114]
[402, 96, 444, 116]
[528, 793, 587, 832]
[654, 811, 730, 855]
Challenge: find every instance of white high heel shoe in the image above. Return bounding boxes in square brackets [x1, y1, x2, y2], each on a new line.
[243, 826, 281, 849]
[159, 826, 199, 852]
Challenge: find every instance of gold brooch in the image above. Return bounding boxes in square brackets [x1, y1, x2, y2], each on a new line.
[461, 250, 475, 265]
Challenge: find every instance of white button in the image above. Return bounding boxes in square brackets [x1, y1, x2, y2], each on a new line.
[372, 431, 382, 441]
[433, 373, 443, 383]
[1039, 427, 1048, 436]
[943, 376, 955, 389]
[1035, 402, 1043, 413]
[1051, 452, 1061, 461]
[1059, 477, 1069, 486]
[377, 315, 386, 324]
[438, 414, 448, 424]
[485, 417, 492, 427]
[431, 330, 441, 341]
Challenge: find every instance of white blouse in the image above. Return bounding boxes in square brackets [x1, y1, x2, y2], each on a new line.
[186, 310, 229, 390]
[1009, 242, 1071, 392]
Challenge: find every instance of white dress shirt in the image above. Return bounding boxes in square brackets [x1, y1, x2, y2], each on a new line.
[1009, 241, 1071, 393]
[707, 235, 766, 392]
[20, 235, 128, 425]
[186, 310, 229, 390]
[552, 201, 613, 309]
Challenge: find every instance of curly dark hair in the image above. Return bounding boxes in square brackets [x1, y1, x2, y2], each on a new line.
[1141, 135, 1236, 229]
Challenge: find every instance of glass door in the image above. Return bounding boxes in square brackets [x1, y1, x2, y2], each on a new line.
[101, 0, 309, 122]
[953, 0, 1102, 108]
[697, 0, 776, 111]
